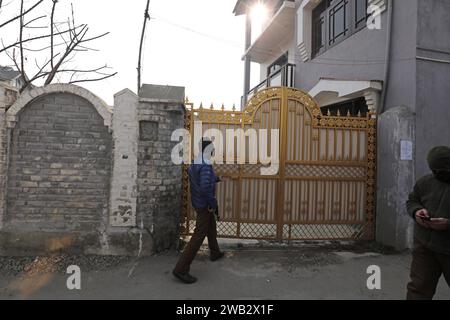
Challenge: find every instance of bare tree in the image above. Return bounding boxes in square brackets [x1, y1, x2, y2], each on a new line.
[0, 0, 116, 92]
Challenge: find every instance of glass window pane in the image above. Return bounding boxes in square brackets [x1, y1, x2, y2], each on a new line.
[313, 16, 325, 54]
[329, 0, 348, 44]
[334, 5, 345, 35]
[355, 0, 368, 28]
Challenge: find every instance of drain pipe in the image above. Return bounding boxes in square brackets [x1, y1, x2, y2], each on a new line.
[379, 0, 394, 115]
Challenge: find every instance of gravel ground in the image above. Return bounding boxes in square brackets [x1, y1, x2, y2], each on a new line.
[0, 240, 397, 276]
[0, 255, 134, 276]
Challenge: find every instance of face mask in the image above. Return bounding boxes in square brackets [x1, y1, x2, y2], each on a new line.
[433, 170, 450, 183]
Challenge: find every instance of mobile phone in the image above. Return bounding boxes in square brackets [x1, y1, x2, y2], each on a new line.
[422, 216, 432, 221]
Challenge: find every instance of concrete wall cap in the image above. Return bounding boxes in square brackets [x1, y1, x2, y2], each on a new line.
[139, 84, 185, 102]
[114, 88, 138, 99]
[6, 84, 112, 129]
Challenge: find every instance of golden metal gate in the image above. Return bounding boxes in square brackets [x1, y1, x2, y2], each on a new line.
[181, 87, 376, 240]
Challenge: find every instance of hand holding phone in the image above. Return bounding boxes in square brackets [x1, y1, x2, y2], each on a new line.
[415, 209, 431, 227]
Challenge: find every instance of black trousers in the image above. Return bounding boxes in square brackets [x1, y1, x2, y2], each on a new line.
[407, 239, 450, 300]
[174, 208, 221, 274]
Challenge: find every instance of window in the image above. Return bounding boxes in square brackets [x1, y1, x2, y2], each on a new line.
[140, 121, 159, 141]
[328, 0, 349, 45]
[312, 0, 369, 58]
[312, 2, 328, 56]
[355, 0, 370, 30]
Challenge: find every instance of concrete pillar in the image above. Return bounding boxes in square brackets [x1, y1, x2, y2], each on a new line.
[243, 13, 252, 109]
[376, 105, 415, 250]
[110, 89, 139, 228]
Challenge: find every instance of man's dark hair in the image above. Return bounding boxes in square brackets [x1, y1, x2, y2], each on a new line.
[201, 138, 213, 152]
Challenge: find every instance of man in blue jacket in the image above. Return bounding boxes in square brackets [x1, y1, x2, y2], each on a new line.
[173, 138, 224, 284]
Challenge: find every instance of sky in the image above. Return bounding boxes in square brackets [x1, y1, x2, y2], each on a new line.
[0, 0, 263, 107]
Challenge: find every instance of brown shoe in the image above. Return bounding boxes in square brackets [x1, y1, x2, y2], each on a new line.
[172, 270, 197, 284]
[210, 252, 225, 262]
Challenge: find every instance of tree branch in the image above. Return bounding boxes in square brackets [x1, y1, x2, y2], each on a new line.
[23, 14, 46, 28]
[1, 1, 116, 89]
[0, 25, 82, 54]
[19, 0, 27, 88]
[44, 24, 88, 85]
[0, 0, 44, 29]
[27, 52, 60, 84]
[50, 0, 57, 69]
[68, 72, 117, 85]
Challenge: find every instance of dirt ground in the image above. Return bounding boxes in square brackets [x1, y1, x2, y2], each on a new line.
[0, 241, 449, 300]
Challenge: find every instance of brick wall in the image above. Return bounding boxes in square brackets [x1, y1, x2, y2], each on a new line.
[137, 103, 185, 252]
[0, 83, 185, 255]
[0, 86, 18, 229]
[6, 93, 112, 232]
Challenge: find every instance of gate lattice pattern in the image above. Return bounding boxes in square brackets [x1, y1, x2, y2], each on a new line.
[181, 87, 376, 241]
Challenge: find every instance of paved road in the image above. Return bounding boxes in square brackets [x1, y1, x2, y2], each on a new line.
[0, 244, 449, 300]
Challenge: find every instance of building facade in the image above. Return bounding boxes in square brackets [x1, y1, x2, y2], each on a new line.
[0, 66, 25, 90]
[235, 0, 450, 250]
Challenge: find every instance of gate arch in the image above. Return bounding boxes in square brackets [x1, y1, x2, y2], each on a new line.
[5, 85, 112, 232]
[182, 87, 376, 240]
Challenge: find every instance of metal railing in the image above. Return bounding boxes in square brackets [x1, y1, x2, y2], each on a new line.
[247, 63, 295, 100]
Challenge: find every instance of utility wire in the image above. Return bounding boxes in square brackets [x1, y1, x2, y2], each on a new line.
[152, 13, 417, 66]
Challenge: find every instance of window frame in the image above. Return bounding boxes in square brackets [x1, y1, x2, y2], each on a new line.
[354, 0, 371, 31]
[311, 0, 370, 59]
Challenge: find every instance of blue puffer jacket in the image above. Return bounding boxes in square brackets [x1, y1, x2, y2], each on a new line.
[189, 157, 219, 210]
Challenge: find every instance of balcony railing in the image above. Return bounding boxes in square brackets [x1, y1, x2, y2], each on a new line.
[247, 63, 296, 100]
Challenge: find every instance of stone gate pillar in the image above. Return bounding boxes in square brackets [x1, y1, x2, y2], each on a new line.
[137, 84, 185, 252]
[110, 84, 185, 254]
[376, 106, 415, 250]
[110, 89, 139, 227]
